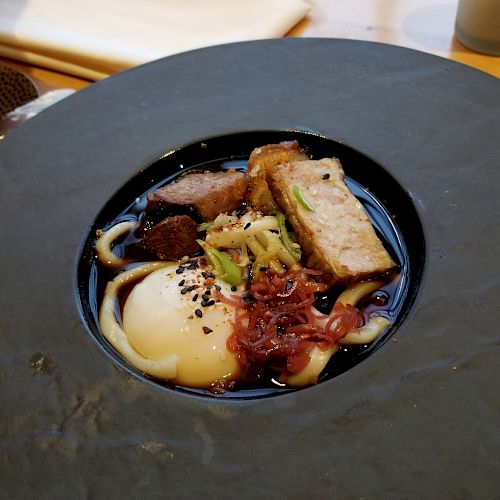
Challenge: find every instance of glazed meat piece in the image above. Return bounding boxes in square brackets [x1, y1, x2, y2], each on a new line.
[137, 215, 200, 260]
[267, 158, 396, 283]
[247, 141, 308, 213]
[147, 170, 248, 222]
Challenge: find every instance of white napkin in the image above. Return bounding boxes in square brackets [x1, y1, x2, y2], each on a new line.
[0, 0, 309, 80]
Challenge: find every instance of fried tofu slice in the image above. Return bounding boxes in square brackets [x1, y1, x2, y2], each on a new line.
[247, 141, 308, 213]
[267, 158, 396, 283]
[147, 170, 248, 222]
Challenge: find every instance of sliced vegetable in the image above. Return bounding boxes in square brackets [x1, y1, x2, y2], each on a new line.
[244, 235, 282, 275]
[198, 221, 213, 232]
[205, 214, 279, 248]
[292, 185, 315, 212]
[255, 230, 296, 268]
[197, 240, 242, 286]
[276, 212, 301, 261]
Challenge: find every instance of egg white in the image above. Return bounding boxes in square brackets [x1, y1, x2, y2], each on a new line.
[122, 263, 240, 388]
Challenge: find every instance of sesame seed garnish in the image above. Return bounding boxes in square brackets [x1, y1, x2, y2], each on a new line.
[195, 309, 203, 318]
[243, 223, 251, 230]
[243, 292, 254, 303]
[202, 271, 215, 279]
[201, 299, 215, 307]
[187, 260, 198, 270]
[231, 285, 237, 292]
[204, 289, 211, 295]
[187, 285, 196, 292]
[322, 173, 330, 180]
[202, 326, 213, 334]
[176, 266, 185, 274]
[192, 293, 199, 301]
[178, 279, 185, 286]
[259, 266, 267, 272]
[215, 285, 221, 291]
[180, 287, 189, 295]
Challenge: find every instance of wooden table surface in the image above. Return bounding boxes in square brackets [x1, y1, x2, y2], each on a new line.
[0, 0, 498, 95]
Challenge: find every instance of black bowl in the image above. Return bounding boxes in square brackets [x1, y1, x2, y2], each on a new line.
[76, 130, 425, 399]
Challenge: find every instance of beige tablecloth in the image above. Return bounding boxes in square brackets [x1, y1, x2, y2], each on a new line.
[0, 0, 309, 80]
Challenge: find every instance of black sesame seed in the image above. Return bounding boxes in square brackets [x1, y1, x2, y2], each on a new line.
[243, 292, 254, 303]
[322, 173, 330, 180]
[205, 289, 211, 295]
[175, 267, 185, 274]
[187, 285, 196, 292]
[192, 293, 199, 301]
[243, 223, 251, 230]
[231, 285, 237, 292]
[259, 266, 267, 272]
[201, 300, 209, 307]
[180, 287, 189, 295]
[178, 279, 186, 286]
[195, 309, 203, 318]
[215, 285, 221, 291]
[202, 293, 210, 301]
[202, 326, 213, 334]
[187, 260, 198, 270]
[207, 300, 215, 307]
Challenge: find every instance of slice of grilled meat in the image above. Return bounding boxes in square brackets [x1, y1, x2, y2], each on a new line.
[147, 170, 248, 222]
[137, 215, 199, 260]
[267, 158, 396, 284]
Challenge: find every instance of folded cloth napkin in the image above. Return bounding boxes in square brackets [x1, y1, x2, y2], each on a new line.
[0, 0, 309, 80]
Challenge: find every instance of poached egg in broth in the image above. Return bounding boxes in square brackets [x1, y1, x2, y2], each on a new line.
[112, 261, 240, 388]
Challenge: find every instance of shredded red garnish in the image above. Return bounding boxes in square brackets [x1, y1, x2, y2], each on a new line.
[219, 268, 364, 383]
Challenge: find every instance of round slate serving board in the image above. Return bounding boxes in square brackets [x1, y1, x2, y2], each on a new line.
[1, 39, 499, 499]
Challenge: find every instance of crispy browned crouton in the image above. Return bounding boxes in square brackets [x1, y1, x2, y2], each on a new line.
[147, 170, 248, 222]
[247, 141, 308, 213]
[267, 158, 396, 283]
[137, 215, 199, 260]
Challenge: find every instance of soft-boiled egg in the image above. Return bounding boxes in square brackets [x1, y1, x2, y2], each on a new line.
[122, 262, 240, 388]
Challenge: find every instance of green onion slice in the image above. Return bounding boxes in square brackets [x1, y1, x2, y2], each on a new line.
[198, 221, 213, 232]
[276, 212, 301, 261]
[292, 185, 315, 212]
[196, 240, 242, 286]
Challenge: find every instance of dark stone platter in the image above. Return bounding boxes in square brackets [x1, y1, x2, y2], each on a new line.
[1, 39, 499, 498]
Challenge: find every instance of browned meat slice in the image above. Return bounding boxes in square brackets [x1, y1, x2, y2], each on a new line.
[147, 170, 248, 222]
[137, 215, 199, 260]
[247, 141, 308, 213]
[267, 158, 396, 284]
